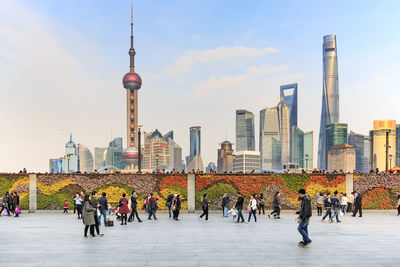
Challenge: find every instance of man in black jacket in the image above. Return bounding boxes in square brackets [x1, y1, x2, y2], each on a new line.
[90, 191, 103, 236]
[330, 191, 342, 223]
[13, 192, 20, 217]
[166, 193, 174, 218]
[352, 192, 363, 217]
[128, 191, 142, 222]
[297, 189, 312, 247]
[235, 192, 245, 223]
[98, 192, 108, 226]
[148, 193, 158, 220]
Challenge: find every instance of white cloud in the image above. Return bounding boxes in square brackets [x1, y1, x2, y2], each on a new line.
[191, 34, 201, 40]
[156, 45, 278, 78]
[247, 64, 290, 75]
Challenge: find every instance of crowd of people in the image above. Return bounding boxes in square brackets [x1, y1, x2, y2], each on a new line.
[0, 192, 20, 217]
[315, 191, 363, 223]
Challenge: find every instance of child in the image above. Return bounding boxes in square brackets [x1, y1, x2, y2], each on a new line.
[63, 200, 68, 214]
[228, 206, 237, 221]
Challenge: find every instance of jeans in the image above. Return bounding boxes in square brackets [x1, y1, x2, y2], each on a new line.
[223, 207, 228, 217]
[76, 204, 82, 219]
[331, 208, 340, 221]
[341, 205, 346, 215]
[322, 208, 332, 220]
[298, 217, 311, 243]
[237, 208, 244, 222]
[258, 204, 265, 215]
[98, 209, 107, 225]
[148, 209, 157, 220]
[248, 209, 257, 222]
[93, 212, 100, 235]
[168, 206, 172, 218]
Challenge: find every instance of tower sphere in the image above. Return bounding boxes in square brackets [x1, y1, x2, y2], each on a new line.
[129, 48, 136, 56]
[123, 72, 142, 90]
[122, 146, 141, 165]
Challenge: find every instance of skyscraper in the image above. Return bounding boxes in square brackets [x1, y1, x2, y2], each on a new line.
[217, 141, 234, 173]
[277, 97, 290, 166]
[327, 144, 355, 173]
[189, 126, 201, 163]
[291, 126, 304, 168]
[260, 107, 281, 170]
[280, 83, 298, 128]
[235, 110, 255, 151]
[318, 34, 340, 170]
[370, 120, 396, 171]
[233, 150, 260, 173]
[348, 131, 369, 173]
[122, 3, 142, 169]
[325, 123, 348, 168]
[94, 147, 106, 171]
[77, 144, 94, 173]
[163, 131, 183, 171]
[206, 162, 217, 173]
[104, 137, 125, 170]
[303, 131, 314, 170]
[143, 130, 171, 171]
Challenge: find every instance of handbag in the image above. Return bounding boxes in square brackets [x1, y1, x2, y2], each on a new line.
[15, 206, 21, 215]
[105, 218, 114, 227]
[165, 201, 171, 207]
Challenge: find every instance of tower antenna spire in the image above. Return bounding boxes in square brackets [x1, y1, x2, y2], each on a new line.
[130, 0, 133, 49]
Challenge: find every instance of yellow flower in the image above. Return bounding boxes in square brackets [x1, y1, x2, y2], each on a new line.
[37, 179, 76, 195]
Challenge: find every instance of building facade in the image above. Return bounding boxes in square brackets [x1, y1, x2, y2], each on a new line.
[77, 144, 94, 173]
[217, 141, 234, 173]
[291, 126, 304, 168]
[206, 162, 217, 173]
[303, 131, 314, 170]
[318, 34, 340, 170]
[235, 110, 255, 151]
[397, 124, 400, 167]
[348, 131, 369, 173]
[189, 126, 201, 164]
[233, 150, 260, 173]
[163, 131, 183, 171]
[327, 144, 355, 173]
[143, 130, 171, 171]
[370, 120, 397, 171]
[277, 98, 290, 166]
[104, 137, 125, 170]
[94, 147, 107, 171]
[325, 123, 348, 168]
[260, 107, 281, 170]
[49, 158, 63, 173]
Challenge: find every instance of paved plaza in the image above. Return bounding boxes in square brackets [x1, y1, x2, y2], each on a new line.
[1, 210, 400, 266]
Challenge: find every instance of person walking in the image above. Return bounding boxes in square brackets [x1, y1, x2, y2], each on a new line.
[128, 191, 142, 222]
[316, 192, 324, 216]
[330, 191, 342, 223]
[7, 192, 14, 216]
[13, 192, 20, 217]
[322, 193, 332, 223]
[63, 200, 69, 214]
[297, 189, 312, 247]
[172, 194, 181, 221]
[98, 192, 108, 226]
[74, 193, 83, 219]
[166, 193, 174, 218]
[148, 193, 158, 220]
[199, 194, 209, 221]
[82, 195, 95, 238]
[221, 193, 230, 217]
[248, 194, 257, 222]
[235, 192, 245, 223]
[257, 193, 266, 215]
[90, 191, 103, 236]
[347, 192, 354, 213]
[269, 192, 281, 219]
[340, 193, 348, 216]
[118, 193, 130, 225]
[1, 193, 10, 216]
[352, 192, 363, 217]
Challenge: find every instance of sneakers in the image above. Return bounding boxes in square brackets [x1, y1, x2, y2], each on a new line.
[303, 241, 312, 247]
[97, 233, 104, 237]
[337, 220, 342, 223]
[329, 219, 333, 223]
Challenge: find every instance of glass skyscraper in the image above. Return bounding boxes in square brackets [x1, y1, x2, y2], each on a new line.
[280, 83, 298, 128]
[189, 126, 201, 163]
[348, 131, 369, 173]
[325, 123, 347, 168]
[318, 34, 340, 170]
[291, 126, 304, 168]
[277, 98, 290, 166]
[235, 110, 255, 152]
[260, 107, 281, 170]
[304, 131, 314, 170]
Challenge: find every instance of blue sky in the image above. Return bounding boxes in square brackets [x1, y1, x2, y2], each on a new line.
[1, 0, 400, 172]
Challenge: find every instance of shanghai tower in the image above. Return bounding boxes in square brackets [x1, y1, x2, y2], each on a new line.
[317, 34, 339, 170]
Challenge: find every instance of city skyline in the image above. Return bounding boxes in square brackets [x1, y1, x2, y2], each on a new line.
[2, 0, 400, 172]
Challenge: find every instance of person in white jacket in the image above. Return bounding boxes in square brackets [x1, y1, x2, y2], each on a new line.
[248, 194, 258, 222]
[340, 193, 348, 215]
[228, 206, 238, 221]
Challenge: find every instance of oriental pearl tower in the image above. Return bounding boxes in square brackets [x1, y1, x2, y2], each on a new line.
[122, 2, 142, 170]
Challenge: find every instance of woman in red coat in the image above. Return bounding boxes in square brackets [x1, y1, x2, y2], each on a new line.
[118, 193, 130, 225]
